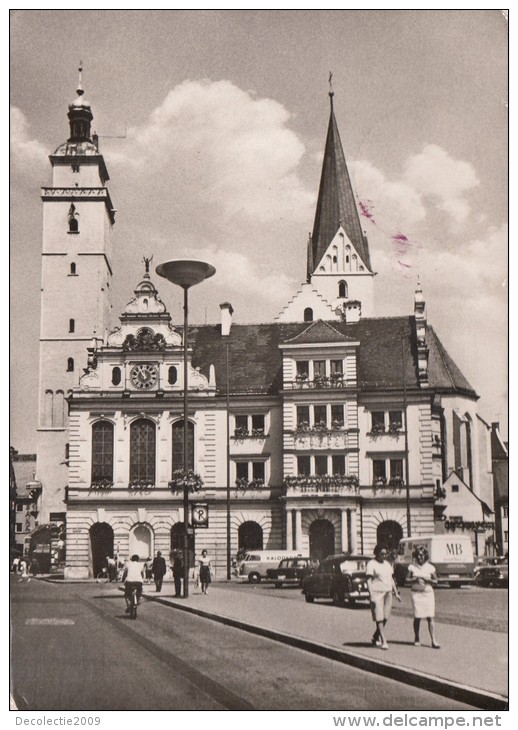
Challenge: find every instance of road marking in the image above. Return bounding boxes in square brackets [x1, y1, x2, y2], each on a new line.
[25, 618, 75, 626]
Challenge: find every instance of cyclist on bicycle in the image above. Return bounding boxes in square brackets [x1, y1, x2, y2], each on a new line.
[122, 554, 144, 613]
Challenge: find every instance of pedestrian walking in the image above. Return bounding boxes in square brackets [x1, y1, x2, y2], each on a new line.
[171, 551, 184, 597]
[151, 551, 167, 592]
[142, 561, 152, 584]
[106, 555, 117, 582]
[18, 559, 31, 583]
[365, 544, 401, 650]
[12, 556, 20, 574]
[408, 545, 440, 648]
[198, 549, 212, 594]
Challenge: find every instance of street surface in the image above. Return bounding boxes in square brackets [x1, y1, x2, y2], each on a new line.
[225, 581, 508, 633]
[10, 577, 474, 711]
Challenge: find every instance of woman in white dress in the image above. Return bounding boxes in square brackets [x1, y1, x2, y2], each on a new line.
[407, 546, 440, 648]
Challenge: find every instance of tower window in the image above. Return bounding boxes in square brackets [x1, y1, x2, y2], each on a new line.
[69, 319, 75, 333]
[112, 367, 121, 386]
[70, 262, 77, 275]
[338, 280, 348, 298]
[168, 366, 178, 385]
[68, 204, 79, 234]
[67, 358, 74, 372]
[304, 307, 313, 322]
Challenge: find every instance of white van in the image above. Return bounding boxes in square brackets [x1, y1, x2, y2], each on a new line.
[237, 550, 305, 583]
[396, 535, 475, 587]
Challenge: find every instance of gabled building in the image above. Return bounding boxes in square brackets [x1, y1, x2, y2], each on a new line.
[34, 79, 495, 579]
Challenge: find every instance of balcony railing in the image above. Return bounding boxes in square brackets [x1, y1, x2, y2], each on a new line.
[285, 374, 348, 390]
[283, 474, 359, 494]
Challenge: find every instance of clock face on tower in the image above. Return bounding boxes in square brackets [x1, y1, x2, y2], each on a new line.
[130, 363, 158, 390]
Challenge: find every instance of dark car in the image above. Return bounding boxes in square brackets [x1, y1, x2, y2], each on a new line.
[302, 554, 370, 606]
[266, 557, 317, 587]
[474, 558, 508, 588]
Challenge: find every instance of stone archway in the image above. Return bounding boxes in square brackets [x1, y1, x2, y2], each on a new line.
[238, 522, 263, 553]
[309, 519, 335, 562]
[90, 522, 114, 577]
[376, 520, 403, 551]
[129, 523, 153, 562]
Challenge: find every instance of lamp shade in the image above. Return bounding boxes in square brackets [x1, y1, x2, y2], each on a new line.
[155, 259, 216, 289]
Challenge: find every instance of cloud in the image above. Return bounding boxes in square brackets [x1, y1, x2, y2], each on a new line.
[10, 106, 48, 168]
[403, 144, 479, 224]
[108, 79, 314, 223]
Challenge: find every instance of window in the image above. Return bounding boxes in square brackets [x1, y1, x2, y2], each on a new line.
[65, 443, 70, 461]
[16, 524, 22, 532]
[332, 455, 346, 475]
[296, 406, 310, 427]
[504, 531, 508, 542]
[371, 411, 385, 432]
[168, 366, 178, 385]
[373, 460, 386, 480]
[313, 405, 327, 428]
[251, 414, 265, 433]
[338, 280, 348, 298]
[388, 410, 403, 429]
[252, 462, 265, 481]
[236, 462, 248, 480]
[296, 361, 309, 379]
[370, 409, 404, 434]
[331, 404, 344, 427]
[330, 360, 343, 376]
[16, 504, 23, 512]
[70, 262, 77, 275]
[69, 319, 75, 333]
[233, 414, 266, 437]
[235, 461, 266, 484]
[112, 367, 121, 386]
[297, 456, 311, 476]
[390, 459, 403, 479]
[313, 360, 326, 377]
[372, 458, 405, 485]
[172, 420, 194, 472]
[304, 307, 313, 322]
[91, 421, 114, 482]
[67, 358, 74, 372]
[502, 507, 508, 518]
[315, 455, 328, 475]
[130, 418, 156, 483]
[451, 484, 459, 493]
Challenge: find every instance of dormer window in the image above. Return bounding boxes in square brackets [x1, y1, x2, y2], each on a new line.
[338, 280, 348, 298]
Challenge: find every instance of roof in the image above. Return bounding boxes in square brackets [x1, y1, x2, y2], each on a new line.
[310, 96, 372, 277]
[282, 319, 355, 345]
[189, 316, 477, 397]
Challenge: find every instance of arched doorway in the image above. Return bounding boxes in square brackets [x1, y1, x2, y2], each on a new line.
[90, 522, 114, 577]
[238, 522, 263, 553]
[309, 519, 335, 562]
[129, 523, 153, 562]
[171, 523, 195, 568]
[376, 520, 403, 551]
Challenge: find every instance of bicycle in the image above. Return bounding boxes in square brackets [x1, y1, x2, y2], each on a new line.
[128, 586, 138, 620]
[96, 568, 110, 583]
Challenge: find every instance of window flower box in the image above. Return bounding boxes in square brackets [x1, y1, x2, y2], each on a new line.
[331, 420, 344, 430]
[233, 426, 250, 439]
[168, 470, 204, 493]
[388, 422, 402, 435]
[283, 474, 359, 492]
[373, 476, 387, 488]
[388, 477, 405, 489]
[90, 479, 114, 489]
[235, 477, 265, 492]
[369, 424, 386, 436]
[128, 480, 155, 490]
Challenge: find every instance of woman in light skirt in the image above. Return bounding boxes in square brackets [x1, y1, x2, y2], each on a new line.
[407, 546, 440, 648]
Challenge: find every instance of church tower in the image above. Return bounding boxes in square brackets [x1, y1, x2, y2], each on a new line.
[308, 90, 374, 318]
[36, 66, 116, 522]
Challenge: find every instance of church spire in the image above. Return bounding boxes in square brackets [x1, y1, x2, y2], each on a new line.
[309, 89, 372, 279]
[67, 61, 93, 143]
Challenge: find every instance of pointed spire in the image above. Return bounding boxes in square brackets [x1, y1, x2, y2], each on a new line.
[77, 60, 84, 97]
[67, 62, 93, 142]
[310, 89, 372, 275]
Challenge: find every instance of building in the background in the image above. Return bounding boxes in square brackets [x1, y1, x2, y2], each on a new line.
[33, 78, 496, 579]
[491, 422, 508, 555]
[10, 451, 38, 557]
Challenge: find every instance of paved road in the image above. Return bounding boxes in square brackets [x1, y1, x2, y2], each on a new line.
[225, 581, 508, 633]
[11, 578, 472, 711]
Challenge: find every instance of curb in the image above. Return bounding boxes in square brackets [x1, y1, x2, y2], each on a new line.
[143, 592, 508, 711]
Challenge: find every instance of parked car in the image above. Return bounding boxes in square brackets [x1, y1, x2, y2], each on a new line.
[302, 554, 370, 606]
[266, 557, 317, 587]
[474, 558, 508, 588]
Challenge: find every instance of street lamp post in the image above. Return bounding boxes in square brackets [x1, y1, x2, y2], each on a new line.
[156, 259, 216, 598]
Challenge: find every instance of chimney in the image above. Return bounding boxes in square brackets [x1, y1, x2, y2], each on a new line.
[220, 302, 234, 336]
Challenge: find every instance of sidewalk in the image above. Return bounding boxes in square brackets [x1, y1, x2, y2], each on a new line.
[140, 581, 508, 710]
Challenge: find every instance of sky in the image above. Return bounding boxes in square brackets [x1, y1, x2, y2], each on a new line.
[10, 9, 508, 453]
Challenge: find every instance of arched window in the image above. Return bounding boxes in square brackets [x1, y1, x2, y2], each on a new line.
[53, 390, 65, 428]
[91, 421, 114, 482]
[68, 204, 79, 233]
[70, 262, 76, 275]
[168, 366, 178, 385]
[69, 319, 75, 333]
[67, 358, 74, 372]
[172, 420, 194, 472]
[129, 524, 153, 562]
[43, 390, 53, 427]
[112, 367, 121, 386]
[338, 280, 348, 298]
[130, 419, 156, 483]
[303, 307, 313, 322]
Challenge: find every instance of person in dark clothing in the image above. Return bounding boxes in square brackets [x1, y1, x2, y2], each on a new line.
[151, 551, 167, 592]
[172, 551, 184, 597]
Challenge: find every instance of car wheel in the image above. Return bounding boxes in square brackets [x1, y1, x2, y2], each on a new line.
[305, 593, 314, 603]
[274, 582, 282, 589]
[248, 572, 261, 584]
[332, 589, 345, 607]
[348, 597, 357, 607]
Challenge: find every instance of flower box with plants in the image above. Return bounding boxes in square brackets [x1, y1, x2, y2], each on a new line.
[235, 477, 265, 492]
[283, 474, 359, 493]
[372, 476, 387, 489]
[168, 470, 204, 493]
[330, 373, 344, 387]
[388, 422, 403, 435]
[331, 419, 344, 430]
[388, 476, 405, 489]
[128, 479, 155, 489]
[369, 423, 386, 436]
[313, 375, 330, 388]
[90, 479, 114, 490]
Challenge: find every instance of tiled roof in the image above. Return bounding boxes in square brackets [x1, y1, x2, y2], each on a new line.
[190, 316, 477, 398]
[310, 97, 372, 277]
